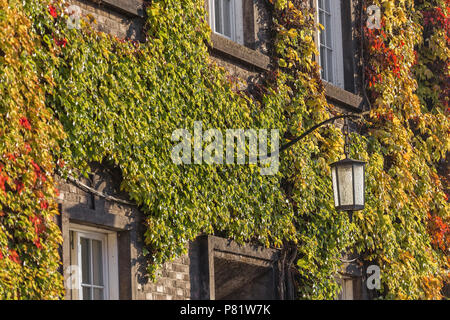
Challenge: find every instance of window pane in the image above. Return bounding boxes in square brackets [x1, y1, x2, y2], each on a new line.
[93, 287, 104, 300]
[318, 0, 324, 10]
[325, 14, 332, 46]
[92, 239, 104, 286]
[319, 12, 324, 45]
[327, 49, 333, 82]
[324, 0, 330, 12]
[320, 46, 326, 80]
[82, 286, 91, 300]
[223, 0, 232, 37]
[80, 237, 91, 284]
[214, 0, 222, 34]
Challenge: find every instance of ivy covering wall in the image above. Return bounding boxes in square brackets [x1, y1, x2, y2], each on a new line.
[355, 0, 449, 299]
[0, 0, 448, 299]
[0, 0, 65, 298]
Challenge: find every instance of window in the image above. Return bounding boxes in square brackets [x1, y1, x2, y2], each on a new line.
[338, 278, 354, 300]
[78, 232, 107, 299]
[69, 224, 119, 300]
[317, 0, 344, 88]
[209, 0, 243, 44]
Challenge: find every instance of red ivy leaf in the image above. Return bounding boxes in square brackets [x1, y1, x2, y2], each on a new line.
[19, 117, 31, 130]
[49, 5, 57, 18]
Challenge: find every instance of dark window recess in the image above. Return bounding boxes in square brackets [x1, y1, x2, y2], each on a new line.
[214, 257, 277, 299]
[118, 231, 132, 300]
[340, 0, 356, 93]
[243, 0, 255, 49]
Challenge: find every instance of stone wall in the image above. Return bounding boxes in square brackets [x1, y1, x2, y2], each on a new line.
[141, 256, 191, 300]
[72, 0, 144, 40]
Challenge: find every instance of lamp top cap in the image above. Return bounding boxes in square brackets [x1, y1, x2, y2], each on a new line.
[330, 158, 366, 167]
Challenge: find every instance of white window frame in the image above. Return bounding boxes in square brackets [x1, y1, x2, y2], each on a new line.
[317, 0, 345, 88]
[69, 224, 119, 300]
[209, 0, 244, 45]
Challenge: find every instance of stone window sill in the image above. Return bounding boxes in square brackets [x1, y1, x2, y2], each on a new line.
[324, 82, 363, 110]
[209, 33, 270, 71]
[94, 0, 145, 17]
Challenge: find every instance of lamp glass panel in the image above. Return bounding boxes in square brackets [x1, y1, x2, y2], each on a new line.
[337, 165, 353, 206]
[331, 166, 339, 207]
[353, 164, 364, 206]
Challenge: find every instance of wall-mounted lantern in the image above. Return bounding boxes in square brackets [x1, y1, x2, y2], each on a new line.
[278, 113, 367, 214]
[330, 117, 366, 212]
[331, 158, 366, 211]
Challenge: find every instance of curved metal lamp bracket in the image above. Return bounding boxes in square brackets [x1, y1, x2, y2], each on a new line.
[278, 112, 368, 155]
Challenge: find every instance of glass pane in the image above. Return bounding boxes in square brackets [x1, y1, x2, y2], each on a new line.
[223, 0, 232, 37]
[214, 0, 222, 34]
[353, 164, 365, 206]
[319, 12, 324, 45]
[80, 237, 91, 284]
[92, 240, 104, 286]
[325, 14, 332, 46]
[337, 165, 353, 206]
[320, 46, 326, 79]
[327, 49, 333, 83]
[331, 167, 339, 207]
[82, 286, 91, 300]
[93, 287, 104, 300]
[318, 0, 324, 10]
[324, 0, 330, 12]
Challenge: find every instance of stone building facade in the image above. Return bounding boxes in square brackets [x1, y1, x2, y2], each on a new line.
[59, 0, 368, 300]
